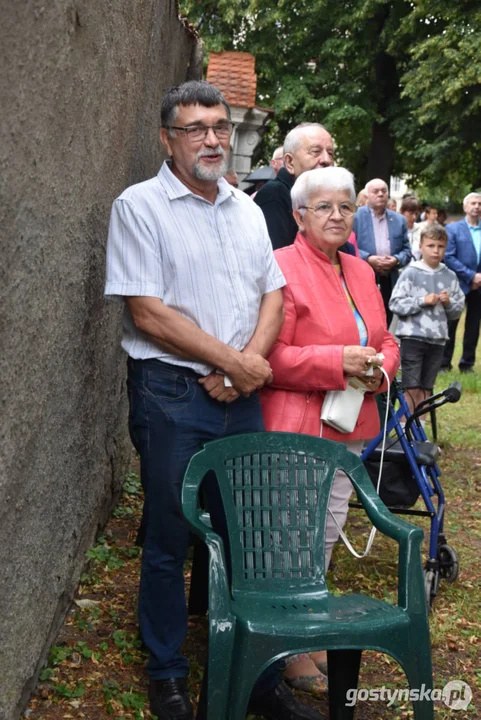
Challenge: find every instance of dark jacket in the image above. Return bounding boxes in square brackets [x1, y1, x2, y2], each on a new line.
[254, 168, 297, 250]
[254, 167, 356, 256]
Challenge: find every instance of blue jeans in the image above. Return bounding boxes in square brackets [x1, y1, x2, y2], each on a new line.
[127, 358, 281, 695]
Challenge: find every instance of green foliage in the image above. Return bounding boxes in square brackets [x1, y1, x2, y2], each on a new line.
[52, 681, 85, 699]
[123, 471, 141, 496]
[109, 607, 121, 626]
[409, 180, 470, 212]
[86, 537, 125, 571]
[181, 0, 481, 191]
[47, 641, 103, 670]
[102, 679, 147, 719]
[392, 0, 481, 196]
[113, 470, 141, 517]
[113, 504, 134, 518]
[79, 570, 100, 586]
[121, 546, 141, 559]
[102, 678, 121, 702]
[120, 692, 146, 710]
[112, 630, 144, 665]
[48, 645, 73, 666]
[75, 640, 103, 662]
[38, 668, 54, 681]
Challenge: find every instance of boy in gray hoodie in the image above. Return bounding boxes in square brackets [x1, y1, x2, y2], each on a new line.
[389, 224, 464, 415]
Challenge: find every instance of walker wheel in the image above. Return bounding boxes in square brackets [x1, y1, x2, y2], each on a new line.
[438, 544, 459, 583]
[423, 568, 436, 612]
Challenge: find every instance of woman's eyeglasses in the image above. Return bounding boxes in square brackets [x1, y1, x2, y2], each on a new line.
[301, 202, 356, 218]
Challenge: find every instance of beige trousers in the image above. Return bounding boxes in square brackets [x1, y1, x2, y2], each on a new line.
[324, 439, 364, 569]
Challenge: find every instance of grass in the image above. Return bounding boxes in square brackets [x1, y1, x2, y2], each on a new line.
[25, 314, 481, 719]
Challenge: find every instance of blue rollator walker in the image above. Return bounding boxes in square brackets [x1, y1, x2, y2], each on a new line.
[351, 378, 462, 610]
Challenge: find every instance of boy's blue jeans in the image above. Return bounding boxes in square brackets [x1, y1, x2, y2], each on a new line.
[127, 357, 281, 695]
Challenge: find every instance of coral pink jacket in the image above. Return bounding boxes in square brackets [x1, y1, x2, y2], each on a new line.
[261, 234, 400, 442]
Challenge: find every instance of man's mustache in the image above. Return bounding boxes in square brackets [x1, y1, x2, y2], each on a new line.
[196, 147, 226, 159]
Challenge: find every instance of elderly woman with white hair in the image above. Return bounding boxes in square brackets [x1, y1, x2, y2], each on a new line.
[260, 166, 400, 694]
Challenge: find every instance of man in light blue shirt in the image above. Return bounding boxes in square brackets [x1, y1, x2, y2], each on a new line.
[467, 212, 481, 263]
[442, 192, 481, 372]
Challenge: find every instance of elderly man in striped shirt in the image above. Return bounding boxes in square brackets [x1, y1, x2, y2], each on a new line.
[105, 81, 322, 720]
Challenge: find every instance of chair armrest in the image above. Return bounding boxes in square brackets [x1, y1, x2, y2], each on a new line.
[343, 457, 426, 614]
[182, 452, 234, 623]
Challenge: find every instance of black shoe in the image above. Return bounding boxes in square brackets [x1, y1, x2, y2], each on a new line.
[459, 367, 474, 374]
[248, 680, 324, 719]
[148, 678, 193, 720]
[439, 365, 452, 373]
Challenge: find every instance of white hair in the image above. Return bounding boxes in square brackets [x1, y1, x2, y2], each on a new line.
[365, 178, 388, 193]
[283, 123, 330, 155]
[463, 192, 481, 207]
[291, 167, 356, 211]
[272, 146, 284, 160]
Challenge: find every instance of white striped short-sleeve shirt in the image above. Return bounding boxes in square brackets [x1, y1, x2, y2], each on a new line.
[105, 161, 286, 375]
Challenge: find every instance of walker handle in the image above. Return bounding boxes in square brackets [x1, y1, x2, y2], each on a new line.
[444, 381, 462, 403]
[405, 382, 462, 436]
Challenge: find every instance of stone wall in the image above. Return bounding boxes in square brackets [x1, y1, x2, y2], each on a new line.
[0, 2, 199, 717]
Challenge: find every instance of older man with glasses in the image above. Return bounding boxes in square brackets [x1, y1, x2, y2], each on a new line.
[105, 80, 323, 720]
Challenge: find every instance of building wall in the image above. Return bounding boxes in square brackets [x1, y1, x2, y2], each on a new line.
[0, 3, 199, 717]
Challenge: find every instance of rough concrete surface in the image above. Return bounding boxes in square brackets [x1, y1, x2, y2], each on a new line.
[0, 2, 199, 717]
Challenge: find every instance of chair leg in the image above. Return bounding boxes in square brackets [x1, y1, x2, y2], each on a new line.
[327, 649, 362, 720]
[411, 695, 435, 720]
[224, 654, 276, 720]
[195, 620, 238, 720]
[188, 539, 209, 616]
[397, 647, 434, 720]
[196, 656, 238, 720]
[226, 671, 260, 720]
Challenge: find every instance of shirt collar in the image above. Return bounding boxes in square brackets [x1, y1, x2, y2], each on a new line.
[465, 217, 481, 230]
[369, 206, 386, 221]
[158, 160, 236, 204]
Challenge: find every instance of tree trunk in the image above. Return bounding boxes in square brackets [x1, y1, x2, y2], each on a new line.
[366, 48, 399, 185]
[367, 121, 394, 184]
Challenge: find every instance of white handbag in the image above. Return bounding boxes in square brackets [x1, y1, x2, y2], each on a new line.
[320, 377, 367, 434]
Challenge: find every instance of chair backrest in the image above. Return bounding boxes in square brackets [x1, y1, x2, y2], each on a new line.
[185, 433, 357, 602]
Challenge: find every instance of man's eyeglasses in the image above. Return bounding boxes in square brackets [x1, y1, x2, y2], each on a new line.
[300, 202, 356, 218]
[166, 122, 235, 142]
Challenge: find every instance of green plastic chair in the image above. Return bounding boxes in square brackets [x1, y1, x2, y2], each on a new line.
[182, 432, 433, 720]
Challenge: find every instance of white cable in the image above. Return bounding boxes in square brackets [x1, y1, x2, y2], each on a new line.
[328, 366, 391, 559]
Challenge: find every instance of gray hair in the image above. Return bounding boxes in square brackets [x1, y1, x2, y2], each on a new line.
[463, 191, 481, 207]
[272, 146, 284, 160]
[291, 167, 356, 211]
[161, 80, 231, 134]
[283, 123, 330, 155]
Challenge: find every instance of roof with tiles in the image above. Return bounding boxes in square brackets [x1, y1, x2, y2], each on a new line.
[206, 52, 257, 108]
